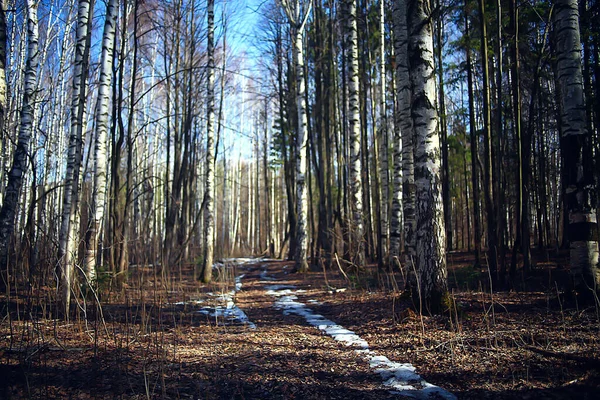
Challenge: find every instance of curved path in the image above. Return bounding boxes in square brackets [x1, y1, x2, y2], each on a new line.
[189, 258, 455, 399]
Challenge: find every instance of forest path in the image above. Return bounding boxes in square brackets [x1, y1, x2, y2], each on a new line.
[207, 258, 455, 399]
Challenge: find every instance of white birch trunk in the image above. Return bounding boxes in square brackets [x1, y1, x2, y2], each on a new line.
[346, 0, 365, 266]
[83, 0, 118, 282]
[201, 0, 216, 283]
[0, 1, 6, 135]
[0, 0, 39, 281]
[280, 0, 312, 272]
[408, 0, 449, 310]
[392, 0, 415, 275]
[378, 0, 389, 266]
[57, 0, 94, 313]
[293, 24, 309, 272]
[554, 0, 599, 295]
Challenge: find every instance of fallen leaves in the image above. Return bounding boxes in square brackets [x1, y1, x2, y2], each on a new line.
[1, 259, 599, 399]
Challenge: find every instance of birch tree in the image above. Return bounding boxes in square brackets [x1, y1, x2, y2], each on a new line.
[392, 0, 414, 270]
[57, 0, 94, 313]
[554, 0, 599, 297]
[0, 0, 39, 284]
[83, 0, 119, 282]
[345, 0, 364, 266]
[377, 0, 389, 268]
[201, 0, 216, 283]
[408, 0, 449, 311]
[0, 1, 6, 134]
[477, 0, 498, 281]
[279, 0, 312, 272]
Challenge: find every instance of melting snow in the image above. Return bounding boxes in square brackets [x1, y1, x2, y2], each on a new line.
[198, 302, 256, 329]
[177, 270, 256, 329]
[267, 283, 455, 399]
[259, 269, 277, 281]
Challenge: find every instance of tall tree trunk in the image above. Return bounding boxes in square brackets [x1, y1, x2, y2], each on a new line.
[0, 1, 6, 137]
[435, 0, 451, 252]
[377, 0, 389, 268]
[508, 0, 531, 277]
[346, 0, 365, 267]
[201, 0, 216, 283]
[0, 1, 8, 287]
[408, 0, 449, 312]
[495, 0, 506, 282]
[281, 0, 312, 272]
[57, 0, 95, 312]
[0, 0, 39, 288]
[478, 0, 498, 282]
[465, 8, 482, 268]
[554, 0, 599, 297]
[393, 0, 415, 273]
[313, 1, 330, 266]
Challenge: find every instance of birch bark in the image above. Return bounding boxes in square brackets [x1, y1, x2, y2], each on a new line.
[392, 0, 414, 271]
[378, 0, 389, 268]
[280, 0, 312, 272]
[408, 0, 449, 310]
[201, 0, 216, 283]
[0, 0, 39, 285]
[83, 0, 118, 281]
[0, 1, 5, 133]
[346, 0, 364, 266]
[554, 0, 599, 296]
[57, 0, 94, 313]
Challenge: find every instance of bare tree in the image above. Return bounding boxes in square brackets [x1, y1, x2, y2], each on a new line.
[0, 0, 39, 286]
[345, 0, 364, 266]
[408, 0, 449, 311]
[201, 0, 216, 283]
[83, 0, 119, 282]
[57, 0, 95, 314]
[554, 0, 599, 297]
[279, 0, 312, 272]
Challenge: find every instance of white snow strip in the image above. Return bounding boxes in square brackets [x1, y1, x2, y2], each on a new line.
[259, 269, 277, 281]
[265, 285, 302, 293]
[268, 286, 456, 399]
[198, 302, 257, 329]
[221, 257, 255, 265]
[173, 299, 206, 306]
[235, 274, 245, 291]
[179, 272, 256, 329]
[273, 293, 370, 348]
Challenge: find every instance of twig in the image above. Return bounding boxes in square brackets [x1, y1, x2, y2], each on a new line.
[524, 345, 600, 367]
[334, 253, 350, 284]
[75, 264, 110, 337]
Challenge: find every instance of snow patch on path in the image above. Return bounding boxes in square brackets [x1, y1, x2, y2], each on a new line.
[259, 269, 277, 282]
[270, 291, 369, 348]
[200, 274, 256, 328]
[178, 273, 256, 329]
[267, 285, 455, 399]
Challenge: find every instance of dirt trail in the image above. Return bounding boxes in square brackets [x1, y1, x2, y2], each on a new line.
[190, 260, 401, 399]
[4, 258, 598, 399]
[193, 259, 453, 399]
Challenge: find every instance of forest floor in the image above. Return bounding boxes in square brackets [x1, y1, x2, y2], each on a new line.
[1, 253, 600, 399]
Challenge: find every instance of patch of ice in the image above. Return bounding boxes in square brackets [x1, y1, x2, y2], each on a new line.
[235, 274, 245, 291]
[173, 299, 206, 306]
[198, 303, 256, 329]
[267, 286, 456, 399]
[220, 257, 258, 265]
[188, 273, 256, 329]
[259, 269, 277, 282]
[272, 294, 370, 349]
[265, 285, 300, 294]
